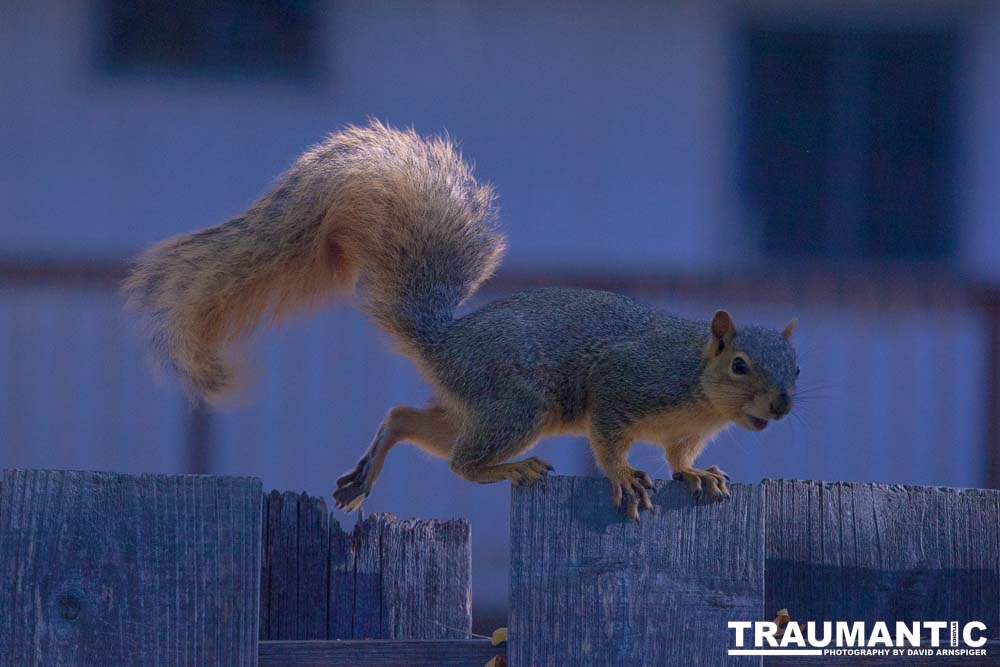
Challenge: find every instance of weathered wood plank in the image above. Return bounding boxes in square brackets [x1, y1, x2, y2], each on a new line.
[260, 491, 270, 641]
[328, 516, 357, 639]
[263, 491, 295, 640]
[351, 512, 385, 640]
[0, 469, 261, 666]
[258, 639, 503, 666]
[259, 491, 329, 640]
[764, 479, 1000, 649]
[298, 493, 330, 639]
[349, 513, 473, 639]
[259, 494, 472, 641]
[509, 475, 764, 666]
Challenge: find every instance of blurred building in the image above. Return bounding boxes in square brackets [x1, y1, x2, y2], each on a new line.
[3, 1, 1000, 628]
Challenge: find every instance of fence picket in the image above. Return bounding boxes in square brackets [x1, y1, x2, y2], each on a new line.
[0, 469, 262, 666]
[509, 475, 765, 666]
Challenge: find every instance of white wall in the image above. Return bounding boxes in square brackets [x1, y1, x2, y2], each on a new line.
[5, 2, 997, 272]
[1, 283, 988, 614]
[2, 0, 999, 624]
[1, 1, 736, 273]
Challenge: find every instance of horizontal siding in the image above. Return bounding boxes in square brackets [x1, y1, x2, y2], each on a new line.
[0, 1, 732, 271]
[0, 286, 187, 472]
[2, 282, 981, 616]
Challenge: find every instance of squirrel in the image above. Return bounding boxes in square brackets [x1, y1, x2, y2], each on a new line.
[124, 120, 799, 520]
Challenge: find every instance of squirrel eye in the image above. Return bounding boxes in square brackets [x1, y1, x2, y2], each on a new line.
[731, 357, 749, 375]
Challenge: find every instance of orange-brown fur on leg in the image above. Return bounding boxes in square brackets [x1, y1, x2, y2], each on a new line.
[124, 123, 799, 518]
[626, 399, 731, 504]
[590, 430, 654, 521]
[447, 404, 554, 486]
[334, 404, 459, 511]
[665, 437, 730, 502]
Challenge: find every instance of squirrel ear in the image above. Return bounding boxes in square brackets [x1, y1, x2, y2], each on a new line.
[709, 310, 736, 354]
[782, 318, 797, 341]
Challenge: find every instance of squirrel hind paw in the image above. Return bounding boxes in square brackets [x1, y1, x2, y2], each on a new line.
[333, 482, 368, 512]
[334, 454, 375, 511]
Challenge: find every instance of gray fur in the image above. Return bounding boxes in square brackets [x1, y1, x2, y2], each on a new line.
[123, 122, 798, 517]
[425, 287, 796, 438]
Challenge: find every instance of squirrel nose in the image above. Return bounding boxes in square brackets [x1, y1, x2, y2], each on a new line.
[770, 392, 791, 418]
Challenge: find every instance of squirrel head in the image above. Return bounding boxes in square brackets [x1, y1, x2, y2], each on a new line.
[700, 310, 798, 432]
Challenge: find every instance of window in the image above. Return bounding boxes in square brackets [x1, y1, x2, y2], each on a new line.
[741, 26, 956, 261]
[102, 0, 320, 78]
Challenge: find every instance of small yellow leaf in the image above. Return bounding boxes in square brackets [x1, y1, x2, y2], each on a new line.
[484, 656, 508, 667]
[491, 627, 508, 646]
[773, 607, 791, 638]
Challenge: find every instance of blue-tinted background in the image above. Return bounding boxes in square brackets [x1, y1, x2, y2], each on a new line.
[3, 1, 1000, 630]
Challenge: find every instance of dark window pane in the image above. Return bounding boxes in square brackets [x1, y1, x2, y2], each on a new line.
[743, 29, 834, 257]
[863, 32, 955, 260]
[103, 0, 318, 77]
[742, 26, 955, 261]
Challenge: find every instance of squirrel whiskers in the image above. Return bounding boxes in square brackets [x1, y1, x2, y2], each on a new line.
[125, 121, 798, 520]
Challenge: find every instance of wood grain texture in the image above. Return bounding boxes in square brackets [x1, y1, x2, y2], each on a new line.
[509, 475, 764, 666]
[259, 492, 472, 641]
[0, 469, 261, 666]
[764, 479, 1000, 649]
[341, 513, 473, 640]
[258, 639, 503, 666]
[328, 517, 357, 639]
[260, 491, 329, 640]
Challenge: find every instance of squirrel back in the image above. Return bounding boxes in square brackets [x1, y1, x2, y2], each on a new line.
[123, 121, 505, 399]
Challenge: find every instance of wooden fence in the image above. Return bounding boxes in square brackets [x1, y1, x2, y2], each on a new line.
[2, 469, 999, 665]
[510, 477, 1000, 666]
[259, 490, 473, 642]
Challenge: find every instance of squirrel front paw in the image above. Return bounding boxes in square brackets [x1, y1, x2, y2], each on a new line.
[609, 467, 655, 521]
[672, 465, 730, 503]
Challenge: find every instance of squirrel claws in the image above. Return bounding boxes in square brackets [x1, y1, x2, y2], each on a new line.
[507, 456, 554, 486]
[332, 483, 367, 512]
[673, 466, 731, 504]
[610, 468, 655, 521]
[334, 455, 374, 511]
[634, 470, 655, 490]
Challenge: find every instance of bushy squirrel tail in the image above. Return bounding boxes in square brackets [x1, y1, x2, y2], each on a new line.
[123, 120, 505, 400]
